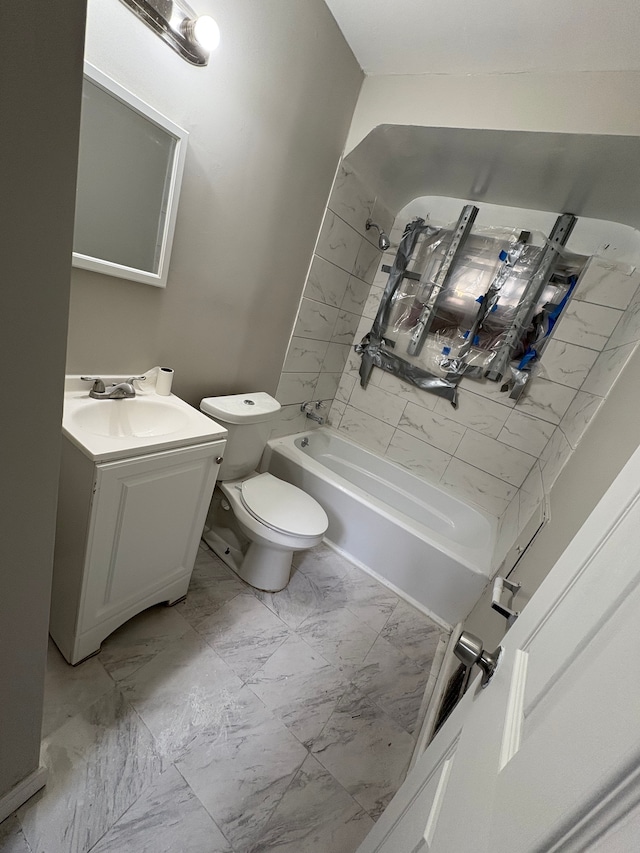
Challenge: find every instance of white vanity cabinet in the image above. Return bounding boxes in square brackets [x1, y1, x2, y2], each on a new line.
[50, 437, 224, 664]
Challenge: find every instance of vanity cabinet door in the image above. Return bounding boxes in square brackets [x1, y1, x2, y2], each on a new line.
[79, 442, 222, 637]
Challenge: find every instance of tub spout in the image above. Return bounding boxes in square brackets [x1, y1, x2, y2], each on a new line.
[301, 401, 325, 424]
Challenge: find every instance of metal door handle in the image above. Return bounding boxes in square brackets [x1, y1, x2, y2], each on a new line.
[491, 576, 521, 625]
[454, 631, 502, 687]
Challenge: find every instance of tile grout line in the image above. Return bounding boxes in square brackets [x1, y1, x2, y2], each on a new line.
[171, 764, 241, 853]
[308, 684, 416, 821]
[247, 718, 372, 850]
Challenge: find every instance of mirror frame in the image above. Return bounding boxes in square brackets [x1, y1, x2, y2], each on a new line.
[72, 62, 188, 288]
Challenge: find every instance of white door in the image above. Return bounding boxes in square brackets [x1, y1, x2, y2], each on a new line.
[358, 444, 640, 853]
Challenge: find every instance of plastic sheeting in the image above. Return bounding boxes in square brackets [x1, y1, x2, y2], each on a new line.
[357, 219, 460, 405]
[356, 208, 586, 407]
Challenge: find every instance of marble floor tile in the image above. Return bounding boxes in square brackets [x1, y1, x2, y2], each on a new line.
[351, 635, 430, 734]
[194, 593, 291, 682]
[252, 566, 340, 631]
[380, 600, 447, 669]
[176, 685, 308, 851]
[293, 540, 352, 574]
[293, 547, 401, 655]
[297, 606, 379, 670]
[341, 564, 400, 633]
[311, 690, 415, 819]
[19, 541, 446, 853]
[248, 755, 374, 853]
[98, 604, 192, 682]
[293, 545, 352, 601]
[19, 688, 163, 853]
[175, 549, 247, 630]
[88, 767, 231, 853]
[119, 629, 243, 761]
[247, 635, 350, 746]
[0, 816, 31, 853]
[42, 639, 113, 738]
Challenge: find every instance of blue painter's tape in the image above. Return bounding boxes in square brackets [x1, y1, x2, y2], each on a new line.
[518, 349, 537, 370]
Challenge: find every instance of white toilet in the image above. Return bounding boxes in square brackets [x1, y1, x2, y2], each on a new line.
[199, 392, 328, 591]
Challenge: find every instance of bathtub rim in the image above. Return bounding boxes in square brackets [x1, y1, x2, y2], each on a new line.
[264, 427, 497, 578]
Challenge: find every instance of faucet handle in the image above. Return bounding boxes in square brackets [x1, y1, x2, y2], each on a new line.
[127, 375, 147, 384]
[81, 376, 105, 393]
[315, 400, 326, 410]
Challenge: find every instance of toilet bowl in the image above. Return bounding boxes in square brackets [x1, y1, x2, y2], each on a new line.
[216, 473, 326, 590]
[199, 393, 328, 591]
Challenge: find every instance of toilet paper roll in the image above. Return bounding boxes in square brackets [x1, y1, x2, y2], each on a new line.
[156, 367, 174, 396]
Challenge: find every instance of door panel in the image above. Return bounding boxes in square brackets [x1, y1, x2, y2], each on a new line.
[358, 725, 462, 853]
[358, 446, 640, 853]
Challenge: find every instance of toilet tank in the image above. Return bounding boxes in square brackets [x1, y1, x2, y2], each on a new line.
[200, 392, 280, 481]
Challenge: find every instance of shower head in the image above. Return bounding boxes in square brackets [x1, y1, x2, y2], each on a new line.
[366, 218, 391, 252]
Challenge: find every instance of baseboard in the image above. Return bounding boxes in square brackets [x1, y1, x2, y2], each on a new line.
[0, 765, 47, 823]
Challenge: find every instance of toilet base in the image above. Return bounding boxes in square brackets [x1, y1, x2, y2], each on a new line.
[240, 540, 292, 592]
[201, 479, 326, 593]
[202, 527, 245, 576]
[202, 524, 294, 592]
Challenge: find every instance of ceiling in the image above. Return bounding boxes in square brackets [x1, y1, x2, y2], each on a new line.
[324, 0, 640, 75]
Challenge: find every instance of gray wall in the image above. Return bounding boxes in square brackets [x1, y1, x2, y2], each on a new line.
[346, 71, 640, 155]
[67, 0, 363, 407]
[0, 1, 86, 801]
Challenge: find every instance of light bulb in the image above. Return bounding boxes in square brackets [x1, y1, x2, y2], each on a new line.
[191, 15, 220, 51]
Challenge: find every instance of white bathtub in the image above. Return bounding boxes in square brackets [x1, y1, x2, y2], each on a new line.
[263, 428, 496, 627]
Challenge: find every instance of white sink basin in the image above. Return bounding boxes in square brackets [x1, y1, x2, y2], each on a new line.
[70, 398, 190, 438]
[63, 376, 227, 462]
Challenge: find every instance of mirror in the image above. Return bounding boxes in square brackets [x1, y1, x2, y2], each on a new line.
[72, 63, 188, 287]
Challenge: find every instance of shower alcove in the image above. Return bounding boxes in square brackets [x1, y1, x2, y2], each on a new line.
[278, 123, 640, 625]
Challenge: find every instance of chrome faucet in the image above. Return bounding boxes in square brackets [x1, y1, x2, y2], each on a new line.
[81, 376, 146, 399]
[301, 400, 325, 424]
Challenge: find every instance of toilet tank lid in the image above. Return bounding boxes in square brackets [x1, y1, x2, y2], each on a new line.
[200, 392, 281, 424]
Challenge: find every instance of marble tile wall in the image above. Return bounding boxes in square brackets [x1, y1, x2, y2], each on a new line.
[271, 164, 394, 439]
[533, 259, 640, 494]
[488, 257, 640, 571]
[330, 252, 640, 540]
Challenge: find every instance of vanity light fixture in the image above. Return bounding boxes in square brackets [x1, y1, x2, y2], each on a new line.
[119, 0, 220, 65]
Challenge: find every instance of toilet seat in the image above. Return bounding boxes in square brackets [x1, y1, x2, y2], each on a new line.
[240, 473, 327, 538]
